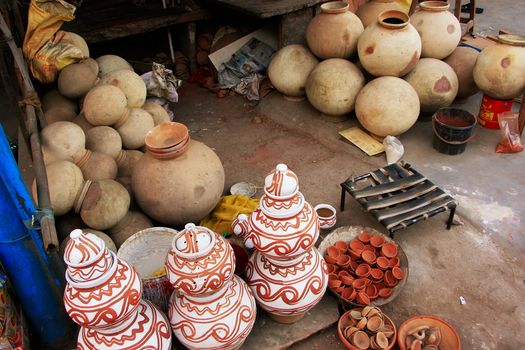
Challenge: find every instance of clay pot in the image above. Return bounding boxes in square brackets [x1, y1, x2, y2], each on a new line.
[143, 100, 170, 126]
[306, 1, 364, 59]
[32, 160, 84, 216]
[99, 69, 147, 108]
[305, 58, 365, 118]
[116, 150, 143, 178]
[356, 0, 406, 28]
[404, 58, 458, 113]
[268, 44, 319, 100]
[132, 123, 224, 226]
[85, 126, 122, 159]
[73, 112, 94, 134]
[75, 149, 118, 181]
[42, 90, 78, 114]
[246, 248, 327, 323]
[114, 108, 155, 150]
[59, 228, 116, 257]
[315, 204, 337, 229]
[355, 77, 420, 137]
[95, 54, 134, 77]
[410, 1, 461, 59]
[58, 58, 99, 99]
[74, 179, 131, 230]
[382, 242, 399, 258]
[443, 46, 480, 99]
[358, 10, 421, 77]
[44, 107, 77, 124]
[107, 211, 153, 248]
[41, 121, 86, 164]
[473, 35, 525, 100]
[83, 84, 128, 126]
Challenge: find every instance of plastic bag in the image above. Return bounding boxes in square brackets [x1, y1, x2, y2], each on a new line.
[496, 112, 523, 153]
[23, 0, 84, 83]
[383, 136, 404, 164]
[140, 63, 181, 103]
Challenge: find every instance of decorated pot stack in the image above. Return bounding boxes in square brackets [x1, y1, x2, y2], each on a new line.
[232, 164, 328, 324]
[165, 223, 257, 350]
[63, 229, 172, 349]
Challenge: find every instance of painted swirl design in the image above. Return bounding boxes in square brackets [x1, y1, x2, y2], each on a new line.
[169, 275, 256, 350]
[262, 194, 301, 211]
[265, 168, 298, 197]
[245, 248, 328, 316]
[165, 234, 235, 295]
[64, 260, 142, 328]
[64, 233, 102, 265]
[78, 300, 172, 350]
[69, 250, 112, 282]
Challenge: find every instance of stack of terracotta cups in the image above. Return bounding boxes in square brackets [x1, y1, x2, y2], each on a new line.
[62, 229, 172, 349]
[232, 163, 329, 323]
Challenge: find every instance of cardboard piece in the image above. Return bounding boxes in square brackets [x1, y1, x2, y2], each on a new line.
[339, 127, 385, 156]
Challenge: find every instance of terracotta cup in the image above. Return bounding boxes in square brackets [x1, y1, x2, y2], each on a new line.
[315, 204, 337, 229]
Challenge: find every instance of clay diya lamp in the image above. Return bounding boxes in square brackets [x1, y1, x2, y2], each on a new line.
[329, 278, 343, 289]
[338, 269, 351, 279]
[376, 256, 390, 270]
[357, 291, 371, 305]
[336, 254, 351, 268]
[334, 241, 348, 254]
[373, 281, 385, 291]
[367, 314, 383, 332]
[333, 286, 345, 294]
[315, 204, 337, 229]
[326, 263, 336, 274]
[349, 239, 365, 254]
[328, 273, 339, 281]
[352, 330, 370, 349]
[381, 242, 398, 258]
[362, 250, 376, 264]
[365, 284, 379, 300]
[389, 257, 400, 268]
[348, 249, 361, 261]
[384, 270, 398, 287]
[349, 260, 359, 272]
[341, 274, 354, 286]
[378, 287, 393, 298]
[352, 278, 367, 291]
[325, 255, 337, 265]
[370, 268, 384, 281]
[326, 246, 341, 259]
[341, 287, 356, 301]
[355, 263, 371, 278]
[392, 266, 405, 280]
[362, 244, 375, 253]
[363, 278, 372, 286]
[370, 235, 385, 248]
[357, 232, 371, 243]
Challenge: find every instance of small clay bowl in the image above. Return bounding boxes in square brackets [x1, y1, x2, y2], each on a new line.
[355, 263, 371, 277]
[357, 232, 371, 243]
[349, 240, 365, 253]
[144, 122, 188, 149]
[362, 244, 376, 253]
[336, 255, 351, 268]
[376, 256, 390, 270]
[338, 270, 351, 279]
[328, 273, 339, 281]
[342, 287, 356, 301]
[327, 246, 341, 258]
[348, 249, 361, 261]
[362, 250, 376, 264]
[329, 279, 343, 289]
[370, 268, 384, 281]
[379, 288, 393, 298]
[352, 278, 367, 290]
[370, 234, 385, 248]
[338, 308, 397, 350]
[357, 291, 371, 305]
[327, 263, 336, 274]
[384, 270, 398, 287]
[382, 242, 398, 258]
[373, 281, 386, 291]
[341, 275, 355, 286]
[397, 316, 461, 350]
[392, 266, 405, 280]
[366, 314, 383, 331]
[349, 260, 359, 272]
[389, 257, 400, 268]
[366, 284, 378, 299]
[363, 278, 372, 286]
[315, 204, 337, 230]
[334, 286, 345, 294]
[325, 255, 337, 265]
[335, 241, 348, 253]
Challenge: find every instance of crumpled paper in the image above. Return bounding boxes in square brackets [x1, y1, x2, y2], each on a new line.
[141, 62, 181, 103]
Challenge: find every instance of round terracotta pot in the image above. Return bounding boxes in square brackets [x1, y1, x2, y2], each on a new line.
[75, 149, 118, 181]
[355, 77, 420, 136]
[114, 108, 155, 150]
[99, 69, 147, 108]
[32, 160, 84, 216]
[143, 100, 171, 126]
[107, 211, 153, 248]
[41, 121, 86, 164]
[305, 58, 365, 118]
[116, 149, 144, 178]
[268, 44, 319, 100]
[306, 1, 364, 59]
[83, 84, 128, 126]
[473, 34, 525, 100]
[73, 112, 94, 134]
[404, 58, 459, 113]
[96, 54, 134, 77]
[444, 46, 480, 99]
[86, 126, 123, 159]
[358, 10, 421, 77]
[410, 1, 461, 59]
[42, 90, 78, 114]
[58, 58, 99, 99]
[356, 0, 406, 28]
[74, 179, 131, 230]
[44, 107, 77, 125]
[131, 123, 225, 226]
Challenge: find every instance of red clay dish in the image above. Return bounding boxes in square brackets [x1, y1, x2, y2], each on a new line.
[381, 242, 398, 258]
[370, 235, 385, 248]
[358, 232, 371, 243]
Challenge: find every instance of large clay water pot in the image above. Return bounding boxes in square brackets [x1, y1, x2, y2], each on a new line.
[41, 121, 86, 164]
[131, 122, 225, 226]
[358, 10, 421, 77]
[42, 90, 78, 114]
[99, 69, 147, 108]
[75, 149, 118, 181]
[96, 54, 134, 77]
[114, 108, 155, 150]
[444, 46, 480, 99]
[356, 0, 406, 28]
[143, 101, 170, 126]
[44, 107, 77, 125]
[73, 112, 93, 134]
[305, 58, 365, 118]
[107, 211, 153, 248]
[404, 58, 458, 113]
[306, 1, 364, 59]
[74, 179, 131, 230]
[473, 34, 525, 100]
[267, 44, 319, 101]
[116, 150, 144, 178]
[355, 77, 420, 136]
[83, 85, 128, 126]
[86, 126, 122, 159]
[58, 58, 99, 99]
[410, 1, 461, 59]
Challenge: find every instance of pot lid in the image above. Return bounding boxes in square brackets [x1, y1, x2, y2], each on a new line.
[145, 122, 189, 150]
[497, 34, 525, 46]
[63, 229, 105, 267]
[172, 223, 216, 260]
[264, 164, 299, 198]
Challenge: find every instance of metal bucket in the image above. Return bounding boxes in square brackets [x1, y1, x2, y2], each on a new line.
[117, 227, 177, 314]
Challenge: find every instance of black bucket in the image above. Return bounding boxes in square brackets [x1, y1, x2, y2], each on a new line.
[432, 108, 477, 155]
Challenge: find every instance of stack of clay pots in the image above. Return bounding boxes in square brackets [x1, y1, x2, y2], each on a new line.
[63, 229, 172, 349]
[232, 164, 328, 323]
[165, 223, 257, 349]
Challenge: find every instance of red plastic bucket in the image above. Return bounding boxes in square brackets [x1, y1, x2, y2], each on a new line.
[478, 94, 513, 129]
